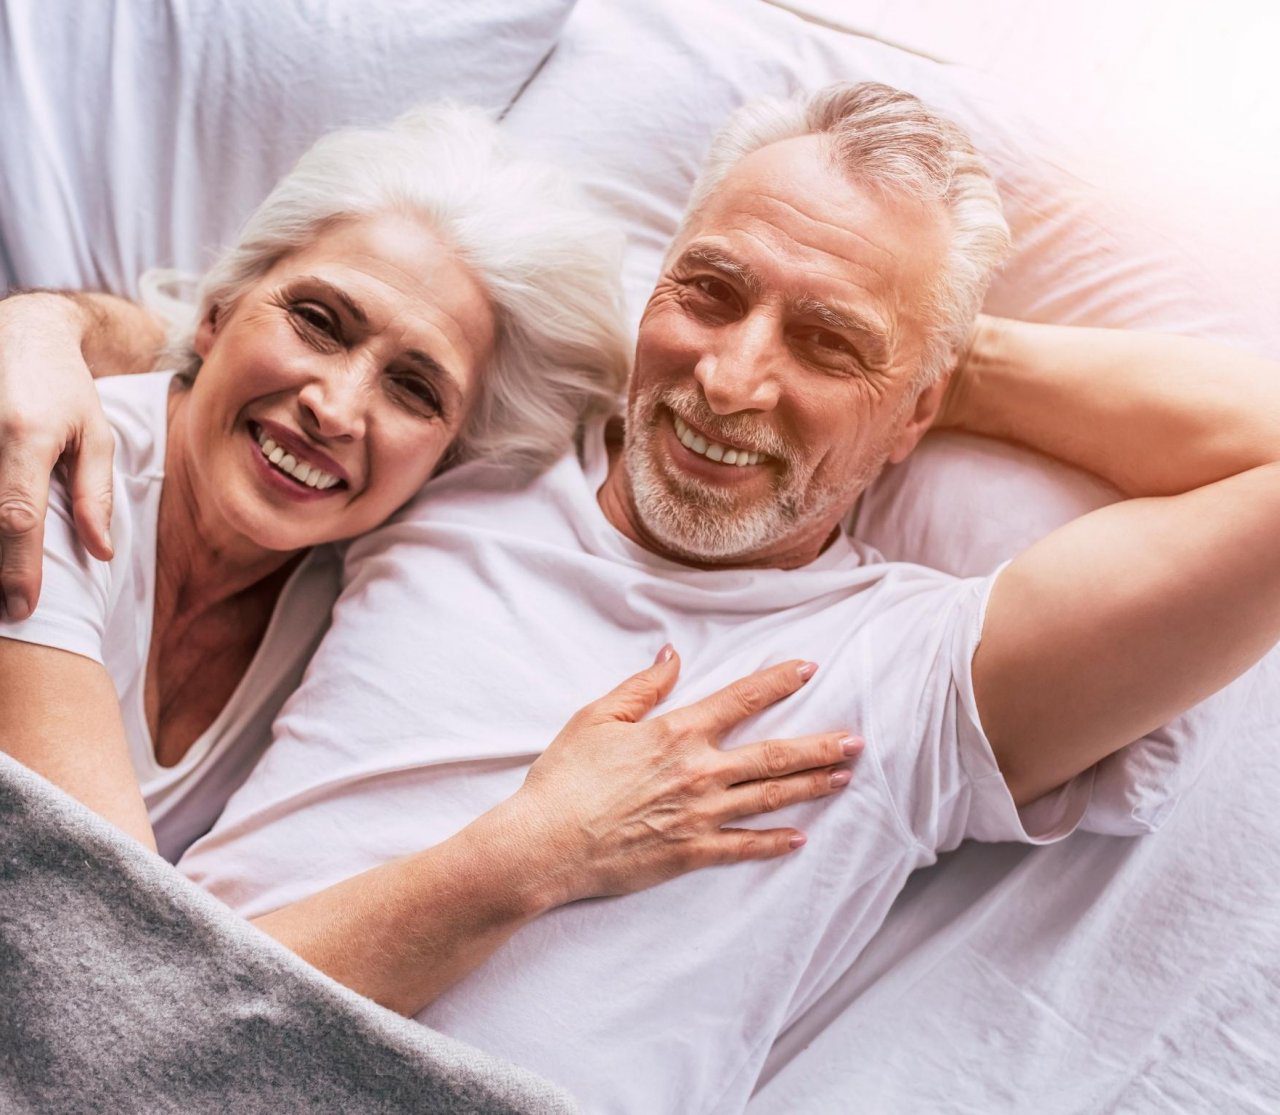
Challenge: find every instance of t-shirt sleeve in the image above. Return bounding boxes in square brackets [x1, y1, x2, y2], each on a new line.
[863, 562, 1092, 853]
[0, 478, 112, 664]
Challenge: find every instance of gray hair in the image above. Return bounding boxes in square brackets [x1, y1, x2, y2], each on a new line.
[679, 82, 1012, 386]
[152, 103, 629, 471]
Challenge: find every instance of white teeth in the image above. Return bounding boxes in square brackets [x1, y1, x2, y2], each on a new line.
[672, 414, 766, 468]
[253, 426, 342, 491]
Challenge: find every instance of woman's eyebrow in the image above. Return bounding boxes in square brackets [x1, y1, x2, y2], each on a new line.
[287, 276, 369, 327]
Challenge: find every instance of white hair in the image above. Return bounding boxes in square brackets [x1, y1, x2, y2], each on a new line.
[680, 82, 1012, 386]
[148, 103, 629, 471]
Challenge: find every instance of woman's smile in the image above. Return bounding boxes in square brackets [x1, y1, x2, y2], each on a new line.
[250, 418, 348, 490]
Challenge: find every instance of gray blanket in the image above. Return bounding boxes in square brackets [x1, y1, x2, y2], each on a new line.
[0, 754, 576, 1114]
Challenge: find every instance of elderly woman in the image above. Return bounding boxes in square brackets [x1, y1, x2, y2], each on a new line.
[0, 106, 853, 1013]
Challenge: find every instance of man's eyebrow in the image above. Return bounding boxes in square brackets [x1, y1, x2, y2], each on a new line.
[675, 246, 764, 298]
[789, 294, 892, 367]
[289, 276, 369, 327]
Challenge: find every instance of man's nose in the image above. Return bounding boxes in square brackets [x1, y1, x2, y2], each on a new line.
[693, 313, 782, 415]
[298, 370, 369, 442]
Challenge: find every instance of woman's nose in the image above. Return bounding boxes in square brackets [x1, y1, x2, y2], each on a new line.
[693, 313, 782, 415]
[297, 373, 368, 442]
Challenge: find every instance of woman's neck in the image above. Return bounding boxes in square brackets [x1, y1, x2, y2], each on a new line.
[157, 390, 302, 620]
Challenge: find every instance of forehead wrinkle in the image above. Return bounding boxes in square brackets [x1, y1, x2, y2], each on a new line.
[753, 192, 897, 263]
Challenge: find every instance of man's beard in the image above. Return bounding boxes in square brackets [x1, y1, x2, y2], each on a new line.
[622, 382, 901, 564]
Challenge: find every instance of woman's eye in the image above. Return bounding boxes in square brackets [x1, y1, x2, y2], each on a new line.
[290, 302, 337, 337]
[393, 375, 442, 415]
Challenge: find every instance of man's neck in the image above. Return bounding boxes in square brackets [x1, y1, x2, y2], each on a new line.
[594, 417, 840, 572]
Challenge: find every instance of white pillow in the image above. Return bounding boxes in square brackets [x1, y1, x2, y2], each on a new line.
[0, 0, 576, 296]
[505, 0, 1276, 833]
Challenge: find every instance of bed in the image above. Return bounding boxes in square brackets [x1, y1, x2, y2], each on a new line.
[2, 1, 1277, 1111]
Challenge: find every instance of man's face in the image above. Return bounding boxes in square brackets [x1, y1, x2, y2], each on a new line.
[622, 135, 952, 567]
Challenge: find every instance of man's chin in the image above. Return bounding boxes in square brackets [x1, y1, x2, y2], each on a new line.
[630, 463, 779, 563]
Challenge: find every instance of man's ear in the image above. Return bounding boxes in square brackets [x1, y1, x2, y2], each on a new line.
[193, 303, 220, 358]
[886, 370, 951, 465]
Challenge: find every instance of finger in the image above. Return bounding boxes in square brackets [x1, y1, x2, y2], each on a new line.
[665, 658, 818, 737]
[700, 826, 809, 866]
[714, 764, 852, 825]
[68, 418, 116, 560]
[582, 644, 682, 724]
[0, 441, 58, 620]
[722, 732, 863, 785]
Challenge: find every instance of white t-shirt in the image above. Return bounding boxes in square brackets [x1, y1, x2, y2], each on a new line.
[178, 418, 1093, 1114]
[0, 372, 341, 861]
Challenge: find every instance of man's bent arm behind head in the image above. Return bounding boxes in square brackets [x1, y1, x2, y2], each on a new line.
[0, 290, 164, 618]
[939, 315, 1280, 498]
[946, 320, 1280, 803]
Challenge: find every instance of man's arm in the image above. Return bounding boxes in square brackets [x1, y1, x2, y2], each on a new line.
[942, 318, 1280, 804]
[0, 291, 164, 618]
[937, 315, 1280, 496]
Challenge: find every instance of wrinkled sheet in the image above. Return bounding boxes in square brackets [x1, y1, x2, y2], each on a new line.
[0, 752, 575, 1114]
[0, 0, 575, 296]
[751, 650, 1280, 1113]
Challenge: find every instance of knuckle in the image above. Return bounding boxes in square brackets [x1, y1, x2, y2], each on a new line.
[760, 779, 785, 813]
[668, 842, 700, 873]
[735, 830, 762, 860]
[733, 679, 765, 714]
[0, 413, 32, 442]
[651, 719, 681, 751]
[0, 497, 40, 537]
[761, 739, 789, 778]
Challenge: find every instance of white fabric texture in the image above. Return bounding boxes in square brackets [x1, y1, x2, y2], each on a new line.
[0, 373, 339, 863]
[500, 3, 1279, 1109]
[180, 419, 1089, 1115]
[0, 0, 575, 297]
[502, 0, 1280, 836]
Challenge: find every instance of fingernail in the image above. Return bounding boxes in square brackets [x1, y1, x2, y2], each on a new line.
[654, 643, 675, 665]
[4, 592, 30, 622]
[797, 661, 819, 682]
[840, 735, 863, 757]
[829, 770, 852, 789]
[788, 833, 807, 849]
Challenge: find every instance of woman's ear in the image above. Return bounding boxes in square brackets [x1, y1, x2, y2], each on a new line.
[193, 303, 220, 358]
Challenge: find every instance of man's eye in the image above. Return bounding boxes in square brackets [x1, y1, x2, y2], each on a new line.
[691, 276, 734, 303]
[797, 328, 854, 356]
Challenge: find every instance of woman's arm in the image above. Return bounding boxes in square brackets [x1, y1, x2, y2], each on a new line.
[936, 315, 1280, 497]
[0, 291, 165, 617]
[0, 637, 156, 851]
[249, 651, 856, 1016]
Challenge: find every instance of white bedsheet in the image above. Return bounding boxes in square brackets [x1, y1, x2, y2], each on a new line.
[751, 650, 1280, 1113]
[3, 0, 1276, 1107]
[505, 3, 1280, 1109]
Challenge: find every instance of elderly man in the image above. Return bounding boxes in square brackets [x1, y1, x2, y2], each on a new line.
[2, 83, 1279, 1113]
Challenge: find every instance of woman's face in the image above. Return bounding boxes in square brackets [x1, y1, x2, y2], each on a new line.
[183, 210, 495, 553]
